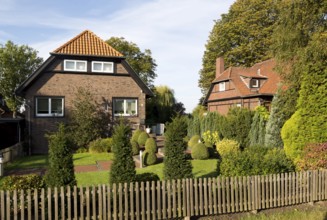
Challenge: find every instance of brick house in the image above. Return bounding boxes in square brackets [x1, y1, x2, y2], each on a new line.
[203, 58, 281, 115]
[16, 30, 153, 154]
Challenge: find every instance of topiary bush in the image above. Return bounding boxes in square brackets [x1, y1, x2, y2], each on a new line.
[131, 129, 142, 142]
[131, 140, 140, 155]
[145, 137, 157, 153]
[138, 131, 149, 147]
[89, 138, 113, 153]
[0, 174, 45, 191]
[188, 135, 201, 148]
[191, 143, 209, 160]
[143, 151, 157, 166]
[216, 139, 240, 157]
[135, 172, 160, 183]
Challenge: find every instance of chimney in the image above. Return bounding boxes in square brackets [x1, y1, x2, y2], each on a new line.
[216, 57, 224, 77]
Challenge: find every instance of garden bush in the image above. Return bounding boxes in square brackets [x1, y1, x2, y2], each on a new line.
[135, 172, 160, 182]
[297, 142, 327, 170]
[145, 137, 157, 153]
[131, 140, 140, 155]
[0, 174, 45, 191]
[89, 138, 113, 153]
[216, 139, 240, 157]
[191, 143, 209, 160]
[143, 151, 157, 166]
[131, 129, 142, 142]
[188, 135, 201, 148]
[137, 131, 149, 146]
[202, 130, 220, 147]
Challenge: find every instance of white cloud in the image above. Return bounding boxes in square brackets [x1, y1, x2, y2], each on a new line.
[1, 0, 235, 112]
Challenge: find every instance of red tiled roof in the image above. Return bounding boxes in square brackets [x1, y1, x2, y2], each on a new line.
[210, 59, 280, 99]
[52, 30, 123, 57]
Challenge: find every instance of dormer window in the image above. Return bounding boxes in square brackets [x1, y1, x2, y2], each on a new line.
[219, 82, 226, 91]
[92, 61, 114, 73]
[250, 79, 259, 88]
[64, 60, 87, 72]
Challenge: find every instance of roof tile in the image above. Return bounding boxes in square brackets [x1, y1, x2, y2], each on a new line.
[52, 30, 123, 57]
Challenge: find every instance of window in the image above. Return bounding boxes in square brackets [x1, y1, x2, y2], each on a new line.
[113, 99, 137, 116]
[92, 61, 114, 73]
[251, 79, 259, 88]
[64, 60, 87, 72]
[36, 97, 64, 117]
[219, 82, 225, 91]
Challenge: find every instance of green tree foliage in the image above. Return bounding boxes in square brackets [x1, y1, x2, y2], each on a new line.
[216, 139, 240, 157]
[89, 138, 113, 153]
[69, 87, 111, 150]
[110, 121, 136, 185]
[146, 85, 184, 123]
[0, 41, 43, 117]
[248, 106, 269, 147]
[282, 32, 327, 163]
[45, 123, 76, 187]
[191, 143, 209, 160]
[199, 0, 279, 94]
[220, 107, 253, 149]
[163, 116, 193, 180]
[106, 37, 157, 88]
[265, 88, 297, 148]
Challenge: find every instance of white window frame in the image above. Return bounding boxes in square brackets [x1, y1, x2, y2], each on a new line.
[92, 61, 114, 73]
[219, 82, 226, 91]
[251, 79, 259, 88]
[36, 97, 64, 117]
[113, 99, 138, 116]
[64, 60, 87, 72]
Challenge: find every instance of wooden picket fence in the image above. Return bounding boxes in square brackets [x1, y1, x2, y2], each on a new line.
[1, 170, 327, 219]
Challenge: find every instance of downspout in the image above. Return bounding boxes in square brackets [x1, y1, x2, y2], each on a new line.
[24, 100, 32, 155]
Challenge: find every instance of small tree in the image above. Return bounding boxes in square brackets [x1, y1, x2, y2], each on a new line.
[45, 123, 76, 187]
[70, 87, 111, 150]
[110, 121, 136, 185]
[163, 116, 193, 180]
[248, 106, 269, 147]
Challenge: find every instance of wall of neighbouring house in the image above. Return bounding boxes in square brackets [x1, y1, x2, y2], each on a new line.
[24, 58, 147, 154]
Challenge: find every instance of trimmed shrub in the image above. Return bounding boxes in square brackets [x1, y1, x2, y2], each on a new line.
[131, 129, 142, 142]
[45, 123, 76, 187]
[0, 174, 45, 191]
[191, 143, 209, 160]
[202, 130, 220, 147]
[297, 142, 327, 171]
[143, 151, 157, 166]
[135, 172, 160, 183]
[131, 140, 140, 155]
[110, 121, 136, 185]
[145, 137, 157, 153]
[89, 138, 113, 153]
[138, 131, 149, 146]
[216, 139, 240, 157]
[188, 135, 201, 148]
[164, 116, 193, 180]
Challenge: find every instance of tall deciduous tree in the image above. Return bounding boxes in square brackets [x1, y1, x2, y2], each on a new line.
[0, 41, 42, 117]
[199, 0, 279, 95]
[106, 37, 157, 88]
[164, 116, 193, 180]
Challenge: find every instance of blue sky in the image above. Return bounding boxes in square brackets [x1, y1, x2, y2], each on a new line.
[0, 0, 235, 113]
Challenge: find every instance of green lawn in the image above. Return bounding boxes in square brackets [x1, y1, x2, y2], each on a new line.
[4, 155, 49, 171]
[73, 152, 114, 166]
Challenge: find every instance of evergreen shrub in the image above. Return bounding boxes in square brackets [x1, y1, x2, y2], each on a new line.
[191, 143, 209, 160]
[145, 137, 157, 153]
[143, 151, 157, 166]
[135, 172, 160, 182]
[89, 138, 112, 153]
[131, 140, 140, 155]
[188, 135, 201, 148]
[0, 174, 45, 191]
[131, 129, 142, 142]
[216, 139, 240, 157]
[138, 131, 149, 146]
[297, 142, 327, 170]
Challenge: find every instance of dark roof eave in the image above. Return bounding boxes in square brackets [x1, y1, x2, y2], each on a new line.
[50, 52, 125, 59]
[205, 93, 274, 104]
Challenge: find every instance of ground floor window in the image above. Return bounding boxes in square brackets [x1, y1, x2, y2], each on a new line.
[113, 98, 137, 116]
[36, 97, 64, 117]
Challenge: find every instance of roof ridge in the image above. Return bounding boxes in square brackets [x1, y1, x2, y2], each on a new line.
[52, 30, 123, 57]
